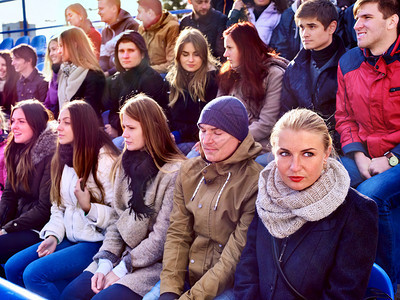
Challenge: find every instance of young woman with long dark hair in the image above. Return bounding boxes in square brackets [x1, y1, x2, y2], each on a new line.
[218, 21, 287, 156]
[5, 101, 119, 300]
[167, 28, 219, 155]
[0, 51, 18, 116]
[0, 100, 56, 278]
[60, 94, 185, 300]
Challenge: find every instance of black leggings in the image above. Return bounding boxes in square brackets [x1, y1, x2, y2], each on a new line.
[60, 271, 142, 300]
[0, 230, 41, 277]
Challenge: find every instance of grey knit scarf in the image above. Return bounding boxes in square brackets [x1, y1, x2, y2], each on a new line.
[256, 158, 350, 238]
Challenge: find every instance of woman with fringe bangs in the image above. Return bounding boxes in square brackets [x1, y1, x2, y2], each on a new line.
[0, 100, 57, 278]
[167, 28, 219, 155]
[218, 21, 287, 158]
[0, 51, 19, 116]
[61, 94, 185, 300]
[5, 101, 119, 300]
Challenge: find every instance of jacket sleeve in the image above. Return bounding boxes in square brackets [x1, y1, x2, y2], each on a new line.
[151, 25, 179, 74]
[214, 15, 228, 59]
[321, 195, 378, 299]
[249, 65, 284, 143]
[335, 65, 367, 155]
[36, 78, 49, 102]
[270, 17, 293, 61]
[86, 152, 116, 230]
[2, 155, 52, 233]
[279, 67, 298, 117]
[82, 71, 106, 116]
[140, 71, 169, 110]
[160, 170, 194, 296]
[182, 183, 258, 300]
[233, 214, 261, 300]
[125, 170, 178, 269]
[40, 202, 67, 243]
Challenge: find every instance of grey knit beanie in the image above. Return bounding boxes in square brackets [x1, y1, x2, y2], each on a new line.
[197, 96, 249, 142]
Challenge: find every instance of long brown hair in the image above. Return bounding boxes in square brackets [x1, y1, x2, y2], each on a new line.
[51, 100, 119, 206]
[218, 22, 278, 115]
[0, 51, 18, 111]
[5, 100, 52, 192]
[113, 94, 185, 177]
[59, 27, 101, 71]
[166, 28, 219, 107]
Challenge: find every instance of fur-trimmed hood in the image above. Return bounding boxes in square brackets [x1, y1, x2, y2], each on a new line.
[31, 121, 57, 166]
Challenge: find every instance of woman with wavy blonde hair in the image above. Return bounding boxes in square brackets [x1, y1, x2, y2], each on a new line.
[57, 27, 105, 116]
[166, 28, 219, 154]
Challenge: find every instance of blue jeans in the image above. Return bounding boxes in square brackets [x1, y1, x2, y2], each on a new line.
[60, 271, 141, 300]
[5, 239, 101, 300]
[143, 280, 235, 300]
[340, 156, 400, 287]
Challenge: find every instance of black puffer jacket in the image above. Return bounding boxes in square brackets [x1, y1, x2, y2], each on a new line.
[0, 123, 57, 233]
[106, 61, 168, 136]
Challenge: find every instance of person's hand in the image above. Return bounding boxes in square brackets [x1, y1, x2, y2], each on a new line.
[37, 236, 57, 257]
[193, 142, 200, 152]
[91, 272, 106, 294]
[104, 71, 110, 77]
[170, 132, 175, 142]
[103, 271, 120, 289]
[368, 156, 391, 176]
[105, 124, 118, 139]
[0, 229, 6, 236]
[354, 152, 372, 179]
[233, 0, 245, 10]
[75, 178, 91, 214]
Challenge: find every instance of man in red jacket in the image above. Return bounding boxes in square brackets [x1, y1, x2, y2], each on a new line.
[335, 0, 400, 290]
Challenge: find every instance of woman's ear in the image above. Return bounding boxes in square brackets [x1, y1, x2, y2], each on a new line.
[325, 145, 332, 159]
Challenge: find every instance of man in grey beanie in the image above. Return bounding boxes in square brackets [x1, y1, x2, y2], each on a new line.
[150, 96, 263, 300]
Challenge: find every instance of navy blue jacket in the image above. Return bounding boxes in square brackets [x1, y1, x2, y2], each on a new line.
[280, 35, 346, 150]
[234, 188, 378, 300]
[269, 5, 300, 61]
[180, 9, 227, 60]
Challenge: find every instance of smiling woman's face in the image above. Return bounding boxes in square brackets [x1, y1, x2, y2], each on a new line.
[275, 129, 331, 191]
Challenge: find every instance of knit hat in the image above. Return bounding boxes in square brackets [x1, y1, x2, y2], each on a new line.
[114, 30, 149, 72]
[198, 96, 249, 142]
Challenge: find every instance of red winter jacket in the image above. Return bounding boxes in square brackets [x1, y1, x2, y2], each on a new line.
[335, 36, 400, 158]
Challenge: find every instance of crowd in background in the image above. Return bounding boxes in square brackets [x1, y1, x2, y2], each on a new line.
[0, 0, 399, 299]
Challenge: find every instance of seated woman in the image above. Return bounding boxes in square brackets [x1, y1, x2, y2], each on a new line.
[43, 37, 63, 117]
[0, 100, 57, 278]
[104, 31, 167, 141]
[146, 96, 263, 299]
[65, 3, 102, 58]
[167, 28, 219, 155]
[234, 109, 379, 299]
[57, 27, 105, 116]
[60, 94, 185, 300]
[227, 0, 287, 45]
[5, 101, 119, 300]
[0, 50, 18, 116]
[218, 22, 287, 163]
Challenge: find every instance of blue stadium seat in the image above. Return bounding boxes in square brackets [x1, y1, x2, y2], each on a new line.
[31, 35, 46, 57]
[14, 36, 30, 47]
[0, 37, 14, 50]
[366, 263, 395, 299]
[0, 277, 46, 300]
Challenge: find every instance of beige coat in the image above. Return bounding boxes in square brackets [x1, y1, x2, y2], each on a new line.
[86, 161, 182, 296]
[138, 11, 179, 74]
[218, 57, 287, 152]
[160, 134, 263, 299]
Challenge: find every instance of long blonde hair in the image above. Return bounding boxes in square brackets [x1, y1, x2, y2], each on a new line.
[166, 28, 219, 107]
[59, 27, 101, 71]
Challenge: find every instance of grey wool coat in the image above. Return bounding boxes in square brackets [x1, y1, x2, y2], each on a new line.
[86, 161, 182, 296]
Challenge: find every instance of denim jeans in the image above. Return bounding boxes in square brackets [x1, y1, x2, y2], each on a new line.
[5, 239, 101, 300]
[60, 271, 141, 300]
[340, 156, 400, 288]
[143, 280, 235, 300]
